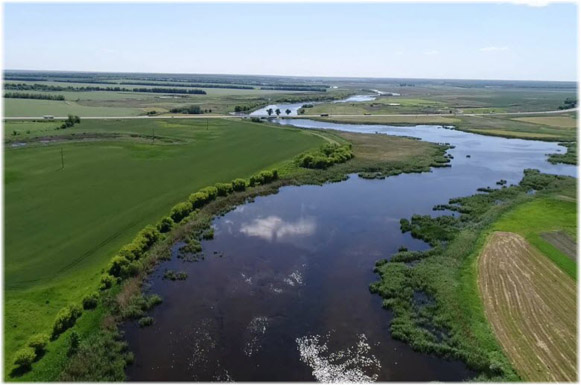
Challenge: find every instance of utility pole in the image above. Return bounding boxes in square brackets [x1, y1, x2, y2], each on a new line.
[60, 148, 64, 169]
[206, 119, 209, 130]
[152, 126, 155, 144]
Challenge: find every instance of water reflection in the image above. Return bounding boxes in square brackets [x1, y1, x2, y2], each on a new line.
[239, 215, 317, 242]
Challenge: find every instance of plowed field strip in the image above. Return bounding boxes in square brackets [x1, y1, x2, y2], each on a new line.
[478, 232, 577, 382]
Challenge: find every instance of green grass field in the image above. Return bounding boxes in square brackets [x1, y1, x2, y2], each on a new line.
[491, 196, 577, 279]
[4, 118, 325, 378]
[4, 99, 141, 117]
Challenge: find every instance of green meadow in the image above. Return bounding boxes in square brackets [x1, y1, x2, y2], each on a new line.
[491, 195, 577, 279]
[4, 118, 325, 376]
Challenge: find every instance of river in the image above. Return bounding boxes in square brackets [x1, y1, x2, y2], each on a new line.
[124, 118, 576, 381]
[249, 93, 378, 117]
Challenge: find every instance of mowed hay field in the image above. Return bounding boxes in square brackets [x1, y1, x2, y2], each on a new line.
[4, 118, 325, 376]
[478, 232, 576, 382]
[512, 115, 577, 129]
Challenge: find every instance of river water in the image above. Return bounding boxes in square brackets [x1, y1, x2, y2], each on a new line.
[249, 94, 377, 117]
[125, 119, 576, 382]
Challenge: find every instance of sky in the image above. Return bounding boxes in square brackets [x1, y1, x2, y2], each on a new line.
[3, 2, 578, 81]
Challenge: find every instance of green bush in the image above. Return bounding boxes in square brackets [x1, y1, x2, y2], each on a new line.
[138, 317, 154, 328]
[107, 256, 130, 278]
[27, 333, 49, 354]
[82, 293, 99, 310]
[189, 186, 218, 209]
[52, 304, 82, 338]
[67, 331, 80, 357]
[99, 274, 115, 291]
[157, 216, 173, 233]
[202, 228, 214, 240]
[118, 225, 160, 262]
[232, 178, 247, 192]
[296, 144, 353, 169]
[170, 201, 193, 223]
[13, 347, 36, 369]
[249, 169, 279, 186]
[215, 182, 233, 196]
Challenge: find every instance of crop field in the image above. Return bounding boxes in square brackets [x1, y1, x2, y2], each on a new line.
[512, 115, 577, 129]
[540, 231, 576, 260]
[478, 231, 577, 382]
[4, 118, 326, 377]
[3, 77, 346, 117]
[491, 195, 577, 279]
[305, 97, 449, 115]
[4, 99, 142, 117]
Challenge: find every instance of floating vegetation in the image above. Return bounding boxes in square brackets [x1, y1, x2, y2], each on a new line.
[138, 316, 153, 328]
[163, 270, 188, 281]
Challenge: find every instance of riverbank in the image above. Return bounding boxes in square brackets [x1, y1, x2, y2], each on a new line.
[370, 169, 576, 381]
[312, 113, 577, 143]
[10, 127, 450, 381]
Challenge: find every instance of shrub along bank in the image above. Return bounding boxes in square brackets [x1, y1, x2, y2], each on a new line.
[369, 169, 575, 381]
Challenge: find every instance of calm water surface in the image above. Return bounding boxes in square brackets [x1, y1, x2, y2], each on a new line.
[250, 94, 377, 116]
[125, 119, 576, 381]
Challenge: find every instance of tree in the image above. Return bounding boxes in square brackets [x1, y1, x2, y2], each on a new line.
[266, 108, 273, 116]
[275, 108, 281, 116]
[285, 109, 291, 115]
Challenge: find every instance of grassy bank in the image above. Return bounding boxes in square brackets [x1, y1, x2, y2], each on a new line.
[314, 113, 577, 142]
[370, 169, 576, 381]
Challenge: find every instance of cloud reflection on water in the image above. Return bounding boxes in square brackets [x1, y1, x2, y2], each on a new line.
[240, 215, 316, 242]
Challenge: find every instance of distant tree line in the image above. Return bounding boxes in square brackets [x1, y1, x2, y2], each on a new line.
[559, 97, 577, 110]
[169, 105, 206, 114]
[234, 105, 253, 112]
[120, 81, 254, 90]
[4, 92, 65, 101]
[5, 83, 130, 92]
[5, 83, 206, 95]
[132, 87, 206, 95]
[4, 72, 331, 89]
[260, 86, 328, 92]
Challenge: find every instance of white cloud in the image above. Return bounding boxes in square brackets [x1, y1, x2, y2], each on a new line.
[480, 46, 510, 52]
[423, 49, 439, 56]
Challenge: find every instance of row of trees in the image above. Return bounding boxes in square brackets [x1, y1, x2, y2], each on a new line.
[169, 105, 213, 114]
[266, 108, 292, 116]
[5, 83, 206, 95]
[260, 86, 328, 92]
[121, 81, 253, 90]
[4, 92, 64, 100]
[132, 87, 205, 95]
